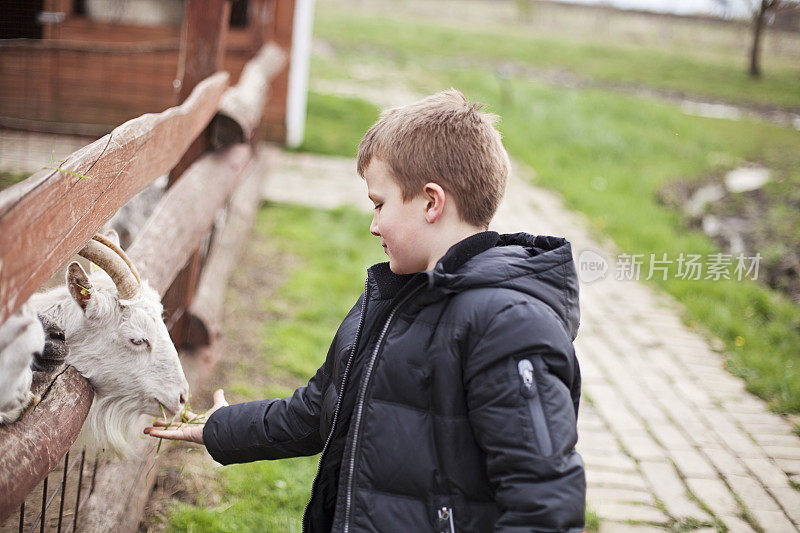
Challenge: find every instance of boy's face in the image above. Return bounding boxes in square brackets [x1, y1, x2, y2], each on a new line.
[364, 158, 430, 274]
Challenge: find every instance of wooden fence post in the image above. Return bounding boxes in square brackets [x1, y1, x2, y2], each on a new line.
[259, 0, 295, 143]
[164, 0, 232, 348]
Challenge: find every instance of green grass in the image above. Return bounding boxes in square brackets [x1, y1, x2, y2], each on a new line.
[304, 6, 800, 413]
[295, 92, 380, 157]
[167, 456, 318, 532]
[256, 204, 386, 381]
[585, 508, 601, 532]
[315, 6, 800, 109]
[0, 171, 28, 191]
[165, 204, 384, 532]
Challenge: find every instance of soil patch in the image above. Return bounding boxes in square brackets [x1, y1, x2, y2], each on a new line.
[658, 164, 800, 303]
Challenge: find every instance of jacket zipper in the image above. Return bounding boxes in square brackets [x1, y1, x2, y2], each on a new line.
[343, 282, 424, 533]
[302, 279, 369, 533]
[437, 506, 455, 533]
[517, 359, 553, 456]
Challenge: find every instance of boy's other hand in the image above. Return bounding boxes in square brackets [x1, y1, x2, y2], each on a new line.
[143, 389, 228, 446]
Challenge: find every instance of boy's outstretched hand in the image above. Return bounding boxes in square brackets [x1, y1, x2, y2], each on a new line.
[143, 389, 228, 445]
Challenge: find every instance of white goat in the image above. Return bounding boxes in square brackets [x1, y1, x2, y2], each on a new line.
[29, 233, 190, 457]
[0, 305, 44, 424]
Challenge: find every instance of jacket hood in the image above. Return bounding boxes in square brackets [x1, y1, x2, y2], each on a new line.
[427, 232, 581, 340]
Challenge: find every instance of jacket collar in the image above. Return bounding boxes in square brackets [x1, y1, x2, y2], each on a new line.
[436, 231, 500, 276]
[366, 231, 580, 340]
[366, 231, 499, 301]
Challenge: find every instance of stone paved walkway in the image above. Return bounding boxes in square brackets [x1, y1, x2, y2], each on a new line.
[265, 147, 800, 532]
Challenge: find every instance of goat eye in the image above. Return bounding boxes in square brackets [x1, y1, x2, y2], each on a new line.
[130, 338, 149, 347]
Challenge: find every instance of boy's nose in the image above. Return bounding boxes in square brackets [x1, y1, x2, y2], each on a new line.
[370, 216, 380, 237]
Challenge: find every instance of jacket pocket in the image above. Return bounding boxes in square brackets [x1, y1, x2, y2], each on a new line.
[517, 358, 554, 456]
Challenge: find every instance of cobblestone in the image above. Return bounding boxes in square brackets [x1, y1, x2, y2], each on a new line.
[742, 456, 794, 488]
[701, 446, 749, 477]
[685, 477, 740, 516]
[769, 486, 800, 525]
[587, 469, 650, 491]
[579, 450, 639, 473]
[761, 445, 800, 460]
[639, 461, 711, 521]
[749, 509, 797, 532]
[753, 434, 800, 447]
[592, 502, 668, 523]
[774, 458, 800, 475]
[725, 475, 781, 511]
[717, 515, 758, 533]
[670, 449, 717, 479]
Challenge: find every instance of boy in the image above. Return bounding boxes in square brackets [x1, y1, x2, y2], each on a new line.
[145, 89, 586, 532]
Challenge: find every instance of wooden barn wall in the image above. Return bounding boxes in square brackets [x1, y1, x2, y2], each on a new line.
[0, 5, 289, 141]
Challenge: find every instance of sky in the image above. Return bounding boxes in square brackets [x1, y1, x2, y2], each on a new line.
[552, 0, 754, 19]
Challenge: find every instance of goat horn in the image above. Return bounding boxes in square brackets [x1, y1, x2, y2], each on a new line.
[91, 234, 141, 285]
[77, 234, 141, 300]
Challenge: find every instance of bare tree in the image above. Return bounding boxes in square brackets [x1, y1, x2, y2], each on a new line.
[749, 0, 781, 78]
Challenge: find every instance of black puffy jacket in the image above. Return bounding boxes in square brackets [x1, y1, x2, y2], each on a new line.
[204, 231, 586, 532]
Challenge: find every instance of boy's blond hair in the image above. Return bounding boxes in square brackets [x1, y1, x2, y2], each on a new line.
[357, 89, 510, 229]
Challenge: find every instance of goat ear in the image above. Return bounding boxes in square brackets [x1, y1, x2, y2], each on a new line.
[67, 262, 93, 312]
[102, 228, 121, 248]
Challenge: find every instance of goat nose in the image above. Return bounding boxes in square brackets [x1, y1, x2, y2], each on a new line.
[179, 392, 188, 405]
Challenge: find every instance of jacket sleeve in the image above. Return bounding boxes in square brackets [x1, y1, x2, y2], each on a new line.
[203, 359, 331, 464]
[464, 300, 586, 533]
[203, 294, 365, 464]
[202, 307, 362, 465]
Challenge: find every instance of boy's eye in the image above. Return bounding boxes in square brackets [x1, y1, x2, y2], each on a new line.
[373, 204, 383, 211]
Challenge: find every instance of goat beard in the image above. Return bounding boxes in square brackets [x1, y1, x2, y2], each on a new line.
[76, 395, 152, 459]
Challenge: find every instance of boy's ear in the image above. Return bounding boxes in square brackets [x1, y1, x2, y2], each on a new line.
[422, 182, 446, 224]
[67, 262, 93, 313]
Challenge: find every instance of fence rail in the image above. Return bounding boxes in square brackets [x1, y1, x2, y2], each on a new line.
[0, 367, 93, 521]
[0, 71, 228, 325]
[0, 30, 286, 529]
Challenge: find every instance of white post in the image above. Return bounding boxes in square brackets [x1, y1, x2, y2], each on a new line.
[285, 0, 315, 148]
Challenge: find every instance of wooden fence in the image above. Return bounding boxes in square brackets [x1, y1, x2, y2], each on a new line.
[0, 1, 286, 529]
